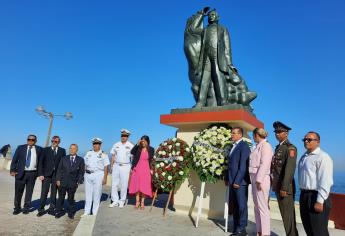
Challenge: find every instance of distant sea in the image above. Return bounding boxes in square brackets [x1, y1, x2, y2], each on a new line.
[270, 170, 345, 199]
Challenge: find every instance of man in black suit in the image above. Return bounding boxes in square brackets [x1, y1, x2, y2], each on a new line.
[10, 135, 43, 215]
[37, 135, 66, 216]
[55, 144, 84, 219]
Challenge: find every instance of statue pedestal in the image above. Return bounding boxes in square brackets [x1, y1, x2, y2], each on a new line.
[160, 109, 263, 220]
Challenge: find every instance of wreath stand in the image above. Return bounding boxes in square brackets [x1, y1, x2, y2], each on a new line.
[195, 182, 230, 233]
[150, 187, 174, 217]
[224, 187, 229, 232]
[195, 181, 205, 227]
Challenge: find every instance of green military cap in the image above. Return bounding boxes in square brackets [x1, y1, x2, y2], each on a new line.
[273, 121, 291, 133]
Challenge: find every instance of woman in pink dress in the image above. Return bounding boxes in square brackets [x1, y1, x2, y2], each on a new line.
[129, 135, 154, 209]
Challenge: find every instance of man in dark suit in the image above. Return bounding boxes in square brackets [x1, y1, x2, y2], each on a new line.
[10, 135, 43, 215]
[225, 127, 251, 236]
[37, 135, 66, 216]
[55, 144, 84, 219]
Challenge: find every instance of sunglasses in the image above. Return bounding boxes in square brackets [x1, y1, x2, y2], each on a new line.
[51, 140, 59, 143]
[27, 138, 36, 141]
[121, 135, 129, 137]
[302, 138, 319, 143]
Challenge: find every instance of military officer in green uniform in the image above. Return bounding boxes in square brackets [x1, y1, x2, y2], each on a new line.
[271, 121, 299, 236]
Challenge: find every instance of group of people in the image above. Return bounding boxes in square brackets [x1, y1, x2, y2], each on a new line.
[226, 121, 333, 236]
[9, 122, 333, 236]
[9, 129, 155, 219]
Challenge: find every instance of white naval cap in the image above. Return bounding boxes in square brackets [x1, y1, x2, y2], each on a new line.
[121, 129, 131, 136]
[91, 137, 103, 144]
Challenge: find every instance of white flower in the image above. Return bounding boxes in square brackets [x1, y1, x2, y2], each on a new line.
[179, 171, 184, 175]
[176, 151, 180, 155]
[160, 162, 165, 167]
[172, 138, 177, 142]
[158, 151, 162, 155]
[162, 172, 166, 176]
[202, 169, 207, 173]
[168, 145, 172, 150]
[161, 151, 166, 155]
[168, 176, 172, 180]
[178, 156, 184, 161]
[164, 160, 168, 164]
[156, 164, 160, 168]
[215, 169, 222, 176]
[161, 185, 165, 189]
[155, 173, 158, 177]
[172, 151, 176, 156]
[196, 162, 200, 167]
[193, 157, 196, 162]
[186, 148, 190, 152]
[176, 143, 180, 147]
[219, 159, 224, 164]
[172, 162, 177, 167]
[163, 142, 168, 146]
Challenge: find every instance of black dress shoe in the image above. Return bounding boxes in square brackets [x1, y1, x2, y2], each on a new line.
[22, 208, 30, 214]
[47, 208, 55, 215]
[13, 208, 21, 215]
[37, 211, 45, 217]
[230, 231, 247, 236]
[55, 211, 64, 218]
[68, 213, 74, 219]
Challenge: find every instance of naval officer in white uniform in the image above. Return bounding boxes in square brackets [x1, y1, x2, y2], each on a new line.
[109, 129, 134, 208]
[83, 138, 109, 216]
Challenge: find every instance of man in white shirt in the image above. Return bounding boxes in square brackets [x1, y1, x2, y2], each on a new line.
[298, 131, 333, 236]
[109, 129, 134, 208]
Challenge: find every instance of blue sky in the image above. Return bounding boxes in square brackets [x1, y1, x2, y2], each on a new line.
[0, 1, 344, 169]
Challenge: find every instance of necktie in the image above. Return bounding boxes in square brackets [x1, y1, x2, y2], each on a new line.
[70, 156, 74, 166]
[26, 146, 32, 168]
[54, 147, 57, 156]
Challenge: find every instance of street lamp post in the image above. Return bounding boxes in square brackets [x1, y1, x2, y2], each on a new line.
[36, 105, 73, 147]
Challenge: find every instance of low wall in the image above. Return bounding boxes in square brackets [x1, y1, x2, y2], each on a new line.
[330, 193, 345, 230]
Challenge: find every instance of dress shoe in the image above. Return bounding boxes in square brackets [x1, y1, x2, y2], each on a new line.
[22, 208, 30, 214]
[37, 211, 45, 217]
[13, 208, 21, 215]
[230, 230, 247, 236]
[55, 211, 64, 218]
[68, 213, 74, 219]
[47, 208, 55, 215]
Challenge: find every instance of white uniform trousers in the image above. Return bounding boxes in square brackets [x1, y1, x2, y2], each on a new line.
[111, 164, 131, 204]
[84, 171, 103, 215]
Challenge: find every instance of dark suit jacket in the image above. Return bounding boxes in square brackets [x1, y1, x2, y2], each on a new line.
[226, 140, 250, 185]
[130, 145, 154, 170]
[56, 155, 84, 189]
[10, 144, 43, 179]
[38, 146, 66, 177]
[197, 23, 232, 74]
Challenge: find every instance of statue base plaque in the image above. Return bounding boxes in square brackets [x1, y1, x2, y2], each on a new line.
[160, 109, 263, 221]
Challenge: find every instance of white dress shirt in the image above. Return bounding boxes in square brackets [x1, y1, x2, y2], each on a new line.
[110, 141, 134, 164]
[25, 145, 37, 171]
[298, 147, 333, 203]
[230, 138, 242, 155]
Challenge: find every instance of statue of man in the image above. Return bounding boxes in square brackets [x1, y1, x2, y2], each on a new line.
[184, 8, 256, 110]
[193, 9, 240, 108]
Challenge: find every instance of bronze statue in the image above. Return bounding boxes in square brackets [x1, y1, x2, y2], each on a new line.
[184, 7, 257, 111]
